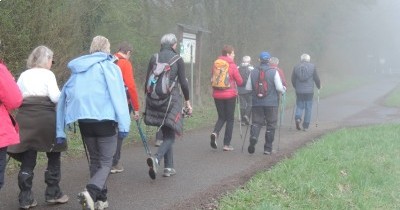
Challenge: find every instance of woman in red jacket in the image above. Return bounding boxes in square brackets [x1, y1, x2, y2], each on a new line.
[0, 60, 23, 190]
[210, 45, 243, 151]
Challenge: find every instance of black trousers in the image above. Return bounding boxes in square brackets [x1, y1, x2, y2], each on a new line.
[213, 97, 236, 146]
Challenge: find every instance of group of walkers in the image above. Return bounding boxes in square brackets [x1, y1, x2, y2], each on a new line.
[0, 33, 192, 210]
[0, 32, 320, 210]
[209, 45, 321, 155]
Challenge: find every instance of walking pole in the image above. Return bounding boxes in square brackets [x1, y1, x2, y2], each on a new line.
[136, 119, 152, 156]
[277, 93, 286, 151]
[237, 97, 243, 151]
[241, 110, 251, 153]
[290, 102, 296, 130]
[316, 89, 320, 127]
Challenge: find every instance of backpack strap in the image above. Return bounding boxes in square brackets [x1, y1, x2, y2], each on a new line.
[168, 55, 181, 66]
[168, 55, 182, 89]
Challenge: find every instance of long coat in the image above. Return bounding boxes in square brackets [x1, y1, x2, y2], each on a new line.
[0, 62, 23, 148]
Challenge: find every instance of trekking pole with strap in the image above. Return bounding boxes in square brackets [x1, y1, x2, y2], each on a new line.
[316, 89, 320, 127]
[277, 93, 286, 151]
[136, 119, 152, 156]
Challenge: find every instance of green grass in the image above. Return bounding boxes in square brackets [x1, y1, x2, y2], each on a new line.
[384, 84, 400, 108]
[218, 124, 400, 210]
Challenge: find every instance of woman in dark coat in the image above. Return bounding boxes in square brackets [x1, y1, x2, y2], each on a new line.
[8, 46, 68, 209]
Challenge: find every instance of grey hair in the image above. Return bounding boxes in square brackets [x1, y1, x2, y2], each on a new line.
[160, 33, 177, 46]
[26, 45, 53, 69]
[300, 53, 310, 62]
[269, 57, 279, 65]
[242, 56, 251, 63]
[90, 35, 111, 54]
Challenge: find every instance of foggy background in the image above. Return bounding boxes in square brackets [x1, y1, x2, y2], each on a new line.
[1, 0, 399, 105]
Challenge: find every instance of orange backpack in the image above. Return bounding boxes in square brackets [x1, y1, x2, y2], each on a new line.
[211, 59, 230, 89]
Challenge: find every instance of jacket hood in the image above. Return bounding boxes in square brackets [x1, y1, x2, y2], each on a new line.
[218, 55, 235, 65]
[67, 52, 115, 73]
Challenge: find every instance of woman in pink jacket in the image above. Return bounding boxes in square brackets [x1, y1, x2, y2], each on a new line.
[210, 45, 243, 151]
[0, 60, 23, 190]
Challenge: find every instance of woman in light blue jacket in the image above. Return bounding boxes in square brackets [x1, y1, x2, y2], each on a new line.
[56, 35, 130, 210]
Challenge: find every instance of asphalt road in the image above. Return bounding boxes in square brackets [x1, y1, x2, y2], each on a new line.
[1, 74, 399, 210]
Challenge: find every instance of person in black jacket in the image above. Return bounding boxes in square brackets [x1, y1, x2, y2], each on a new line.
[291, 53, 321, 131]
[144, 33, 192, 179]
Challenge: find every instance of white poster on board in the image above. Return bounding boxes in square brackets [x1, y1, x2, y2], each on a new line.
[181, 33, 196, 63]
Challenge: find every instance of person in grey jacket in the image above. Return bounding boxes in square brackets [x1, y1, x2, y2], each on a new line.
[291, 53, 321, 131]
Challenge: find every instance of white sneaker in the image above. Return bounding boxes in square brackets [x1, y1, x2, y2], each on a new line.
[163, 168, 176, 177]
[78, 190, 94, 210]
[110, 163, 124, 174]
[155, 140, 163, 147]
[223, 145, 234, 151]
[95, 200, 109, 210]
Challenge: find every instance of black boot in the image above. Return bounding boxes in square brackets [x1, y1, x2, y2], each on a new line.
[45, 168, 69, 204]
[264, 129, 275, 154]
[18, 170, 37, 209]
[96, 186, 108, 202]
[248, 124, 261, 154]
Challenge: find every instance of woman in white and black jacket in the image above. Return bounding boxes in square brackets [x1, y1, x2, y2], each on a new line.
[8, 46, 69, 209]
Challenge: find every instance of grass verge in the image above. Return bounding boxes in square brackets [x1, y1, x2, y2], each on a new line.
[384, 84, 400, 107]
[218, 124, 400, 209]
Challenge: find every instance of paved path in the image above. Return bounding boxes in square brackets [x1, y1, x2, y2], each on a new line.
[1, 75, 399, 210]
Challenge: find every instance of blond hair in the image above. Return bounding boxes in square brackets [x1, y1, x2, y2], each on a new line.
[89, 35, 110, 54]
[26, 46, 53, 69]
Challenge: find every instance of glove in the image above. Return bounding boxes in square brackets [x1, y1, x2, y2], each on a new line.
[56, 137, 66, 144]
[118, 132, 129, 139]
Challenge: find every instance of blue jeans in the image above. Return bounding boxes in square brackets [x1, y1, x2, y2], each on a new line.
[295, 93, 314, 129]
[0, 147, 7, 190]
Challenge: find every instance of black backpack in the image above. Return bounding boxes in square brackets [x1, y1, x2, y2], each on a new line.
[238, 65, 251, 86]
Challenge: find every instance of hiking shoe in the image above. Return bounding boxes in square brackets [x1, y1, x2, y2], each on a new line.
[210, 133, 217, 149]
[302, 128, 308, 132]
[95, 200, 109, 210]
[163, 168, 176, 177]
[264, 151, 271, 155]
[147, 157, 158, 180]
[110, 163, 124, 174]
[155, 140, 163, 147]
[20, 199, 38, 209]
[78, 190, 94, 210]
[248, 144, 255, 154]
[46, 194, 69, 204]
[295, 119, 301, 130]
[223, 145, 234, 151]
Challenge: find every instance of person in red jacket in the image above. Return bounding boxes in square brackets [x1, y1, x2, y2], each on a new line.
[210, 45, 243, 151]
[0, 59, 23, 190]
[269, 57, 287, 89]
[112, 42, 140, 174]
